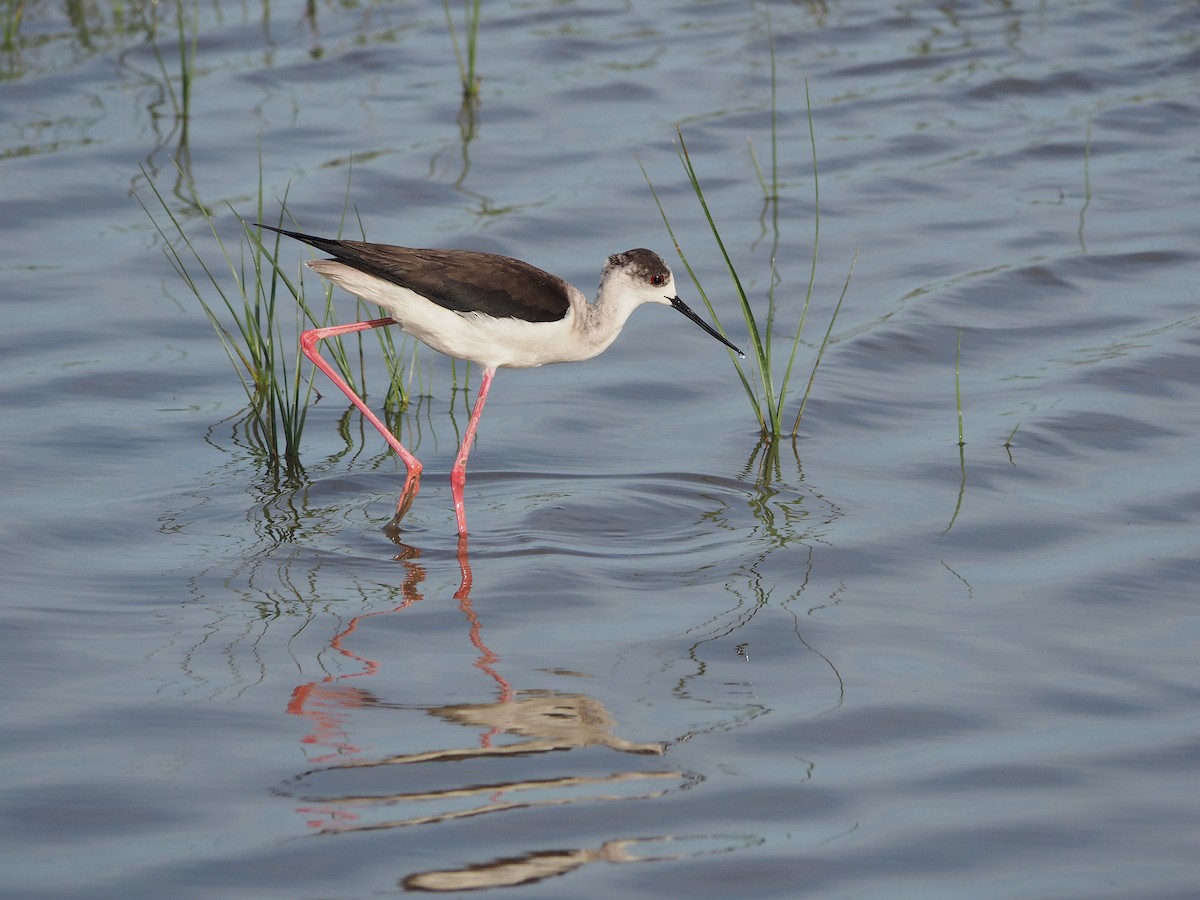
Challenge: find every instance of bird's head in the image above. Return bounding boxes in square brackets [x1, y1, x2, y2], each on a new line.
[603, 249, 744, 357]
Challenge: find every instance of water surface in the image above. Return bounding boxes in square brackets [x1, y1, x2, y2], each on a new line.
[2, 1, 1198, 897]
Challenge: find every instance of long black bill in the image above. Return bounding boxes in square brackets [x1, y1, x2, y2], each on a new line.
[670, 296, 746, 358]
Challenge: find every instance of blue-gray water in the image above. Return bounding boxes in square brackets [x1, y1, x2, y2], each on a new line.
[2, 1, 1198, 897]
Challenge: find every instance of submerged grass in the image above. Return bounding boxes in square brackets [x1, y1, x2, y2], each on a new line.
[645, 74, 854, 442]
[137, 156, 415, 471]
[954, 329, 965, 447]
[1004, 422, 1020, 448]
[143, 0, 197, 124]
[3, 0, 26, 54]
[443, 0, 482, 99]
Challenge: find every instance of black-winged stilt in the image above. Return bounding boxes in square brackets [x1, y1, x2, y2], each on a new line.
[259, 225, 744, 535]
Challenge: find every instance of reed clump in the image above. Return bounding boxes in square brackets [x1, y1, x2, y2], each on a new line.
[137, 159, 415, 470]
[645, 76, 855, 442]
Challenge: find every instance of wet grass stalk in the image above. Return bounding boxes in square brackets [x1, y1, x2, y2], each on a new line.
[644, 81, 849, 440]
[1077, 118, 1092, 252]
[3, 0, 26, 52]
[646, 127, 770, 427]
[783, 78, 834, 433]
[955, 329, 965, 447]
[747, 6, 779, 203]
[793, 248, 858, 432]
[174, 0, 196, 121]
[144, 0, 197, 122]
[138, 160, 311, 467]
[443, 0, 481, 99]
[137, 157, 413, 468]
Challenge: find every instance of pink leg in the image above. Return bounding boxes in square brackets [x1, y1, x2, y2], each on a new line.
[451, 366, 496, 536]
[301, 320, 422, 522]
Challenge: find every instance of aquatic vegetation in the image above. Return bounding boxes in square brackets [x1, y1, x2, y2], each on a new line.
[443, 0, 482, 99]
[143, 0, 197, 125]
[955, 328, 965, 447]
[645, 76, 855, 442]
[137, 157, 415, 470]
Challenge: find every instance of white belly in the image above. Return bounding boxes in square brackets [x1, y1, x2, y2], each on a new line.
[308, 260, 590, 369]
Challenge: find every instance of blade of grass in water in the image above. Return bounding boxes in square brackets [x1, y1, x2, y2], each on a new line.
[138, 169, 306, 466]
[641, 161, 764, 432]
[793, 248, 857, 431]
[443, 0, 482, 99]
[141, 0, 196, 123]
[138, 153, 418, 468]
[675, 126, 777, 430]
[644, 68, 853, 442]
[778, 78, 821, 432]
[955, 329, 965, 447]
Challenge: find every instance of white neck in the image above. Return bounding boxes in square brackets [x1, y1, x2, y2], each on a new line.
[570, 285, 646, 361]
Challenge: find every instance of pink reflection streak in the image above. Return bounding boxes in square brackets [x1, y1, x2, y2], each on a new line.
[286, 536, 514, 823]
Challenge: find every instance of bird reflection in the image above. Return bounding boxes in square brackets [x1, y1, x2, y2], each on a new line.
[282, 532, 688, 887]
[403, 837, 677, 893]
[284, 539, 438, 764]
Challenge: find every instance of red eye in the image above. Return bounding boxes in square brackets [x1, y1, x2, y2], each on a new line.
[650, 274, 665, 286]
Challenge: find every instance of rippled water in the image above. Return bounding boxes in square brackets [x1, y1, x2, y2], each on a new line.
[2, 1, 1198, 897]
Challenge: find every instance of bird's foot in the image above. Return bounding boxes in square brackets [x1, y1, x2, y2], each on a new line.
[382, 477, 421, 539]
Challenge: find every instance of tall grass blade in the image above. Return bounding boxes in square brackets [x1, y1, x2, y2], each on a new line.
[640, 161, 764, 431]
[793, 247, 857, 431]
[955, 329, 965, 447]
[674, 126, 778, 433]
[779, 78, 824, 435]
[4, 0, 27, 53]
[641, 20, 852, 449]
[138, 160, 338, 470]
[443, 0, 482, 98]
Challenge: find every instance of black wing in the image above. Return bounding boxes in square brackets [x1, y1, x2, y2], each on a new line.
[257, 225, 571, 323]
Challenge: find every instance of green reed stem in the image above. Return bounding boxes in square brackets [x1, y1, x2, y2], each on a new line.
[641, 162, 763, 430]
[3, 0, 26, 52]
[138, 161, 309, 468]
[138, 153, 415, 469]
[780, 78, 821, 436]
[1004, 421, 1020, 447]
[175, 0, 195, 121]
[793, 248, 856, 430]
[144, 0, 196, 122]
[955, 329, 965, 447]
[674, 126, 778, 431]
[443, 0, 481, 98]
[645, 68, 850, 443]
